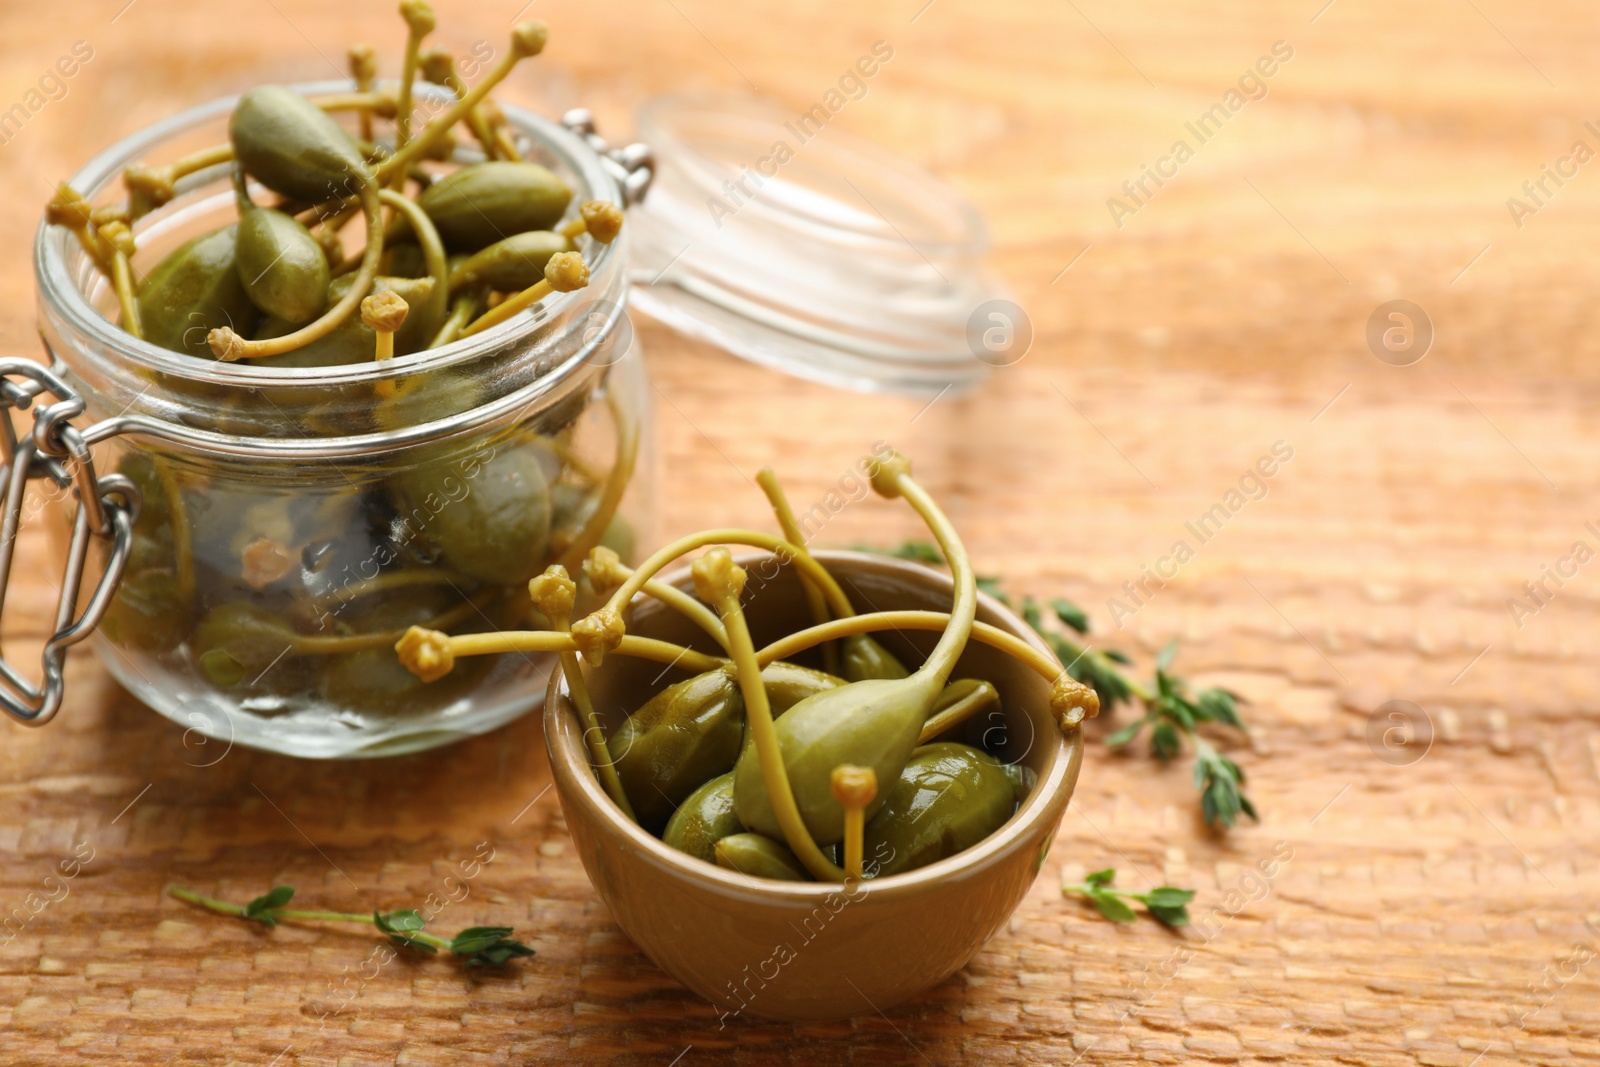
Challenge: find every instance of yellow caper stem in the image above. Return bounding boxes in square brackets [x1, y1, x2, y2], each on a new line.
[151, 457, 194, 604]
[891, 470, 977, 688]
[427, 289, 482, 348]
[755, 468, 839, 675]
[593, 556, 729, 651]
[388, 5, 428, 187]
[917, 678, 1001, 745]
[374, 37, 531, 183]
[595, 530, 856, 630]
[755, 610, 1068, 696]
[423, 50, 504, 160]
[830, 765, 876, 882]
[530, 567, 637, 822]
[110, 250, 142, 340]
[375, 188, 448, 331]
[294, 593, 488, 655]
[843, 807, 864, 879]
[211, 181, 386, 360]
[458, 279, 553, 337]
[482, 99, 523, 161]
[554, 390, 640, 572]
[349, 45, 377, 142]
[698, 555, 846, 882]
[412, 630, 722, 674]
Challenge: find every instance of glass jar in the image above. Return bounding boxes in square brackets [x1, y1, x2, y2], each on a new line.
[13, 83, 655, 758]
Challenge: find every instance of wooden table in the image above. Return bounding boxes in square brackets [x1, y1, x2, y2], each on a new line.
[2, 1, 1597, 1063]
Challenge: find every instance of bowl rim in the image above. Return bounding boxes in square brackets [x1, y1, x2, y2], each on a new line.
[544, 548, 1083, 904]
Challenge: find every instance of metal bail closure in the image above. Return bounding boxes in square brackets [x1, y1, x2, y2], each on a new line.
[0, 357, 139, 726]
[560, 108, 656, 207]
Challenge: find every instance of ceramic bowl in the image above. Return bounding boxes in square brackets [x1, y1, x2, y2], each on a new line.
[544, 550, 1084, 1022]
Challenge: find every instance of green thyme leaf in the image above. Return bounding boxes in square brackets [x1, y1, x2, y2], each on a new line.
[466, 938, 536, 967]
[1050, 598, 1090, 634]
[243, 885, 294, 926]
[1144, 887, 1196, 908]
[1084, 868, 1116, 887]
[448, 925, 516, 955]
[374, 908, 437, 953]
[1089, 892, 1139, 923]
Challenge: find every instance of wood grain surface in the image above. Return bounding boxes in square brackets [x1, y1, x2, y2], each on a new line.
[2, 1, 1598, 1064]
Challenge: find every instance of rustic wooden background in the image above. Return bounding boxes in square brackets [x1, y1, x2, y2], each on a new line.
[2, 0, 1598, 1063]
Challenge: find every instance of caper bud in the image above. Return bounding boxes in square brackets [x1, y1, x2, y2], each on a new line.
[191, 601, 296, 687]
[136, 225, 258, 357]
[230, 85, 371, 203]
[389, 443, 553, 585]
[662, 772, 741, 863]
[840, 634, 909, 681]
[861, 743, 1019, 878]
[235, 206, 329, 323]
[101, 570, 190, 652]
[609, 669, 744, 832]
[447, 230, 569, 292]
[417, 162, 572, 251]
[714, 833, 809, 881]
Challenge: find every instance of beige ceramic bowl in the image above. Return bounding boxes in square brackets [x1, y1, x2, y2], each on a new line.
[544, 550, 1084, 1022]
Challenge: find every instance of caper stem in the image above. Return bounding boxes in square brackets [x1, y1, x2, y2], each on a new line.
[405, 629, 723, 674]
[110, 248, 142, 340]
[458, 278, 553, 337]
[481, 98, 523, 162]
[309, 566, 473, 614]
[695, 552, 845, 882]
[591, 555, 729, 651]
[210, 181, 385, 360]
[292, 593, 488, 655]
[349, 44, 378, 143]
[375, 188, 448, 333]
[151, 457, 195, 605]
[755, 468, 839, 675]
[422, 49, 505, 161]
[555, 390, 640, 572]
[374, 26, 538, 183]
[830, 766, 875, 881]
[918, 678, 1000, 745]
[891, 468, 977, 689]
[428, 289, 482, 348]
[533, 566, 637, 822]
[392, 3, 442, 188]
[755, 610, 1066, 692]
[592, 530, 856, 630]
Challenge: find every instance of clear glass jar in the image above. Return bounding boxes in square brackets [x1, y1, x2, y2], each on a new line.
[25, 84, 654, 758]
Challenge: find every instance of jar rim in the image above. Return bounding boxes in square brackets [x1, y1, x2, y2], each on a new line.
[35, 81, 628, 455]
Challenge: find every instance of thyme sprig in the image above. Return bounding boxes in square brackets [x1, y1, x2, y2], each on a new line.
[1062, 868, 1194, 927]
[858, 541, 1257, 828]
[166, 885, 535, 967]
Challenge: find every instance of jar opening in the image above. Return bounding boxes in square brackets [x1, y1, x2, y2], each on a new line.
[36, 82, 629, 455]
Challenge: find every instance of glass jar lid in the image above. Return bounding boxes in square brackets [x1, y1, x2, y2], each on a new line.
[627, 95, 1007, 396]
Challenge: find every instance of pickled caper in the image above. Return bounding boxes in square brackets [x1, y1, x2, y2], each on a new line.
[609, 669, 742, 832]
[861, 743, 1020, 878]
[388, 443, 552, 585]
[662, 772, 741, 863]
[840, 634, 909, 681]
[447, 230, 569, 292]
[417, 162, 571, 250]
[236, 206, 329, 323]
[100, 569, 190, 652]
[191, 601, 296, 687]
[230, 85, 371, 202]
[714, 833, 808, 881]
[136, 225, 258, 357]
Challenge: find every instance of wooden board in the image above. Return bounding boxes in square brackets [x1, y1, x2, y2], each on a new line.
[2, 0, 1598, 1063]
